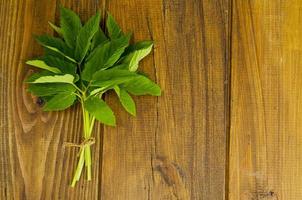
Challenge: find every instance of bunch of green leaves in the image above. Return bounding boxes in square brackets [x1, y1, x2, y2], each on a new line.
[26, 7, 161, 125]
[25, 6, 161, 186]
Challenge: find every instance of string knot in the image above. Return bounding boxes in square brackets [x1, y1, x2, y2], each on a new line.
[64, 137, 95, 149]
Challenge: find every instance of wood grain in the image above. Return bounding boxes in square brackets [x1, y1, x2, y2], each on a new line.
[0, 0, 104, 199]
[0, 0, 230, 199]
[229, 0, 302, 199]
[101, 0, 229, 199]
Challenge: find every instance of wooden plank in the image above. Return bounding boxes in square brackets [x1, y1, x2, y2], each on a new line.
[101, 0, 229, 199]
[229, 1, 302, 199]
[0, 0, 104, 199]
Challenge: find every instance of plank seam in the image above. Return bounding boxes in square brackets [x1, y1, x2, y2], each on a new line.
[98, 2, 108, 200]
[225, 0, 233, 199]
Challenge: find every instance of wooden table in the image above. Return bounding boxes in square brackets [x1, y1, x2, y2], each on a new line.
[0, 0, 301, 199]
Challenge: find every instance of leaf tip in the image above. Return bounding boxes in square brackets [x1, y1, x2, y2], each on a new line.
[107, 120, 116, 127]
[130, 111, 136, 117]
[42, 107, 50, 112]
[155, 89, 162, 96]
[106, 11, 113, 18]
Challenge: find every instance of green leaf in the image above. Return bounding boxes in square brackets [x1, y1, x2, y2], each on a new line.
[91, 69, 137, 88]
[92, 68, 136, 81]
[92, 76, 135, 90]
[60, 7, 82, 48]
[25, 70, 54, 82]
[81, 35, 130, 80]
[26, 60, 62, 73]
[91, 28, 108, 50]
[40, 95, 55, 103]
[106, 13, 123, 39]
[44, 47, 67, 61]
[89, 87, 105, 96]
[114, 86, 136, 116]
[27, 83, 76, 96]
[84, 96, 116, 126]
[43, 92, 77, 111]
[35, 35, 76, 63]
[48, 21, 62, 36]
[75, 11, 100, 62]
[111, 63, 128, 70]
[29, 74, 75, 84]
[121, 41, 153, 71]
[42, 55, 77, 75]
[105, 34, 131, 67]
[121, 75, 161, 96]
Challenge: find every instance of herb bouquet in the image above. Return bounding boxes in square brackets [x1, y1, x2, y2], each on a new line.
[25, 7, 161, 187]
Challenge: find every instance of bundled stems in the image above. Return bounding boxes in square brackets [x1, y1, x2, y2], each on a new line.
[71, 93, 96, 187]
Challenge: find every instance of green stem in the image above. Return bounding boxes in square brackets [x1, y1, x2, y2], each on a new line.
[84, 109, 92, 180]
[70, 96, 95, 186]
[71, 149, 85, 187]
[72, 83, 84, 95]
